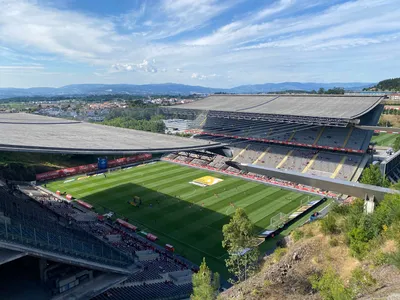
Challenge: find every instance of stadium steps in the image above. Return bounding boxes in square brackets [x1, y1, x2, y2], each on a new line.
[190, 112, 208, 129]
[232, 144, 250, 162]
[330, 156, 348, 179]
[276, 150, 293, 169]
[350, 155, 370, 182]
[302, 153, 319, 173]
[52, 272, 129, 300]
[388, 175, 396, 184]
[392, 167, 400, 181]
[254, 147, 270, 164]
[288, 130, 296, 142]
[199, 114, 208, 127]
[342, 127, 354, 148]
[392, 170, 400, 181]
[313, 127, 325, 145]
[266, 128, 273, 137]
[361, 130, 374, 151]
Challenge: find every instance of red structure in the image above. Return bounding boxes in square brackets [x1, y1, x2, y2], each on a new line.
[36, 154, 152, 181]
[146, 233, 158, 241]
[165, 244, 174, 252]
[116, 218, 137, 231]
[75, 200, 93, 209]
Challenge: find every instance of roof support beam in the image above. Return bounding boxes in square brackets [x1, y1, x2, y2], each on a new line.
[226, 161, 398, 201]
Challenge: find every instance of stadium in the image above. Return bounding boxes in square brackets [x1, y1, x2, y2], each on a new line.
[167, 95, 384, 185]
[0, 94, 392, 300]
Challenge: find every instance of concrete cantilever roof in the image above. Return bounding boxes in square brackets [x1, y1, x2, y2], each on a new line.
[0, 113, 222, 154]
[176, 94, 383, 119]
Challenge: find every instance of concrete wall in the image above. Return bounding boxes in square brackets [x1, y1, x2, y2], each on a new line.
[231, 162, 398, 201]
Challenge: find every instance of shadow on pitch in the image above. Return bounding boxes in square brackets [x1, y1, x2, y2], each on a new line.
[79, 182, 272, 258]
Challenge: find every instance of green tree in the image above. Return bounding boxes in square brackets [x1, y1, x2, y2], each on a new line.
[222, 208, 259, 283]
[320, 213, 339, 234]
[102, 115, 166, 133]
[318, 87, 325, 94]
[393, 136, 400, 152]
[310, 268, 354, 300]
[325, 87, 345, 94]
[191, 258, 219, 300]
[349, 267, 376, 295]
[360, 165, 390, 187]
[212, 272, 220, 292]
[341, 193, 400, 259]
[222, 208, 255, 250]
[376, 77, 400, 91]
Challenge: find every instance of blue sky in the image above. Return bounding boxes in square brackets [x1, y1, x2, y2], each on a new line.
[0, 0, 399, 88]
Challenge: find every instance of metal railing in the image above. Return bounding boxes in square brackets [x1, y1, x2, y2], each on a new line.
[0, 219, 130, 268]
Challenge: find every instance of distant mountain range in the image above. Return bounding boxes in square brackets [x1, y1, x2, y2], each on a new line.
[0, 82, 375, 99]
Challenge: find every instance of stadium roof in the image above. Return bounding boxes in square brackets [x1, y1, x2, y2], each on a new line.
[176, 94, 383, 120]
[0, 113, 222, 154]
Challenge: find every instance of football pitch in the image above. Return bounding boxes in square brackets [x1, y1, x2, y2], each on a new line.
[45, 161, 320, 275]
[371, 132, 398, 147]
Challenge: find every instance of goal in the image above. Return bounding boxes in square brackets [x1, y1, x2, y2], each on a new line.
[269, 212, 288, 229]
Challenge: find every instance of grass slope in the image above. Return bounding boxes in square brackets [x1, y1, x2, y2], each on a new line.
[371, 133, 398, 147]
[45, 161, 319, 276]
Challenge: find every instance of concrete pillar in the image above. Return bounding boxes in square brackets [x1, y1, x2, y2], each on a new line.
[364, 194, 375, 214]
[39, 258, 47, 283]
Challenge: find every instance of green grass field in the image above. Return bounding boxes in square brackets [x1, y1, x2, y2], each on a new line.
[371, 132, 399, 147]
[45, 161, 320, 276]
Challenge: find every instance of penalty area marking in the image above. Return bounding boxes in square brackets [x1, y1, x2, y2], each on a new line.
[179, 186, 198, 198]
[134, 221, 223, 261]
[225, 203, 241, 215]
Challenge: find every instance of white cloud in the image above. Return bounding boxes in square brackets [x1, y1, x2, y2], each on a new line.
[110, 59, 158, 73]
[116, 1, 147, 30]
[0, 0, 400, 88]
[154, 0, 238, 38]
[187, 0, 296, 46]
[188, 0, 400, 48]
[191, 72, 219, 80]
[234, 14, 400, 52]
[0, 0, 128, 64]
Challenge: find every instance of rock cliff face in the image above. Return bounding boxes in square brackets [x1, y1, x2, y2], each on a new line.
[220, 222, 400, 300]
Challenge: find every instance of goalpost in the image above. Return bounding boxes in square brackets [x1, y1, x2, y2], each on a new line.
[300, 195, 312, 207]
[269, 212, 288, 229]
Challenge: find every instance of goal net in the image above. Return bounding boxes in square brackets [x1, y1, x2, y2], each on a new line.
[269, 212, 288, 229]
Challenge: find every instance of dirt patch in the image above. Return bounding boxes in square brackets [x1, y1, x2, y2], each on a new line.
[221, 221, 400, 300]
[380, 115, 400, 127]
[382, 240, 398, 254]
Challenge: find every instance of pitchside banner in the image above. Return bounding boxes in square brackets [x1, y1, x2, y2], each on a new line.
[36, 153, 152, 181]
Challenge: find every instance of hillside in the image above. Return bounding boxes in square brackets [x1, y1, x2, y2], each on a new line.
[221, 197, 400, 300]
[0, 82, 374, 98]
[366, 78, 400, 92]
